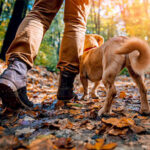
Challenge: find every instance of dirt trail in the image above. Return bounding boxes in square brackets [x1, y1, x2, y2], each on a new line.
[0, 61, 150, 150]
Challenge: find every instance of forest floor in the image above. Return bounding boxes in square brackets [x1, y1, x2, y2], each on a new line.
[0, 60, 150, 150]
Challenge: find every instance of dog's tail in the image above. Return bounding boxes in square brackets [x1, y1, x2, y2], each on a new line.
[115, 38, 150, 74]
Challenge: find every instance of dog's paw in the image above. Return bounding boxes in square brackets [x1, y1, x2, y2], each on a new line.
[98, 107, 113, 117]
[91, 93, 99, 99]
[98, 108, 106, 116]
[140, 107, 150, 115]
[80, 95, 89, 100]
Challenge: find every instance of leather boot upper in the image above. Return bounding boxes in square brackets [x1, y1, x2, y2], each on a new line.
[0, 58, 28, 89]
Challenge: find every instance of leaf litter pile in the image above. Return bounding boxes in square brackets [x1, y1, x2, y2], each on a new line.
[0, 60, 150, 150]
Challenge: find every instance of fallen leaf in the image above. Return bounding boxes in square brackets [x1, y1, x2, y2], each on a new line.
[69, 109, 81, 115]
[64, 120, 74, 129]
[102, 117, 135, 128]
[95, 124, 108, 135]
[89, 104, 101, 109]
[80, 120, 90, 127]
[86, 139, 115, 150]
[0, 126, 4, 131]
[108, 128, 128, 136]
[112, 106, 124, 113]
[130, 125, 145, 134]
[125, 113, 138, 118]
[29, 137, 56, 150]
[15, 127, 35, 136]
[119, 91, 126, 98]
[0, 136, 26, 150]
[137, 116, 147, 120]
[101, 142, 117, 150]
[67, 103, 83, 107]
[74, 115, 84, 119]
[86, 123, 95, 130]
[95, 139, 105, 149]
[54, 137, 74, 149]
[86, 143, 96, 150]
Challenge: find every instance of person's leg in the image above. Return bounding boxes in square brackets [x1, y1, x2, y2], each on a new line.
[6, 0, 63, 67]
[57, 0, 91, 101]
[0, 0, 63, 109]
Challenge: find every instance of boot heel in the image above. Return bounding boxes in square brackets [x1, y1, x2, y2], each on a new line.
[0, 78, 20, 109]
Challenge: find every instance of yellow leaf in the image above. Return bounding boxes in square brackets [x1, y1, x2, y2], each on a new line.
[95, 139, 105, 150]
[119, 91, 126, 98]
[102, 142, 117, 150]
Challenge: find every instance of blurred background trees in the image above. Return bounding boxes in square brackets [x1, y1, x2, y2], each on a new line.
[0, 0, 150, 72]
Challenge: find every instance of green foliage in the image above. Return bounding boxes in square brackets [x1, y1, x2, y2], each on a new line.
[34, 3, 64, 72]
[120, 68, 129, 76]
[0, 19, 9, 51]
[34, 43, 58, 72]
[0, 0, 150, 72]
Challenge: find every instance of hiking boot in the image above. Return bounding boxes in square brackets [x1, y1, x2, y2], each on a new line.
[0, 58, 33, 109]
[57, 71, 78, 102]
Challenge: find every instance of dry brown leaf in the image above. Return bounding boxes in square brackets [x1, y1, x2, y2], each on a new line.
[54, 137, 74, 149]
[79, 86, 84, 93]
[64, 120, 74, 129]
[29, 137, 56, 150]
[102, 117, 135, 128]
[69, 109, 81, 115]
[108, 128, 128, 136]
[0, 126, 4, 131]
[138, 135, 150, 149]
[130, 125, 145, 134]
[125, 113, 138, 118]
[95, 124, 108, 135]
[74, 115, 84, 119]
[90, 104, 101, 109]
[92, 99, 100, 102]
[86, 143, 96, 150]
[55, 100, 65, 108]
[119, 91, 126, 99]
[141, 119, 150, 129]
[0, 136, 26, 150]
[101, 142, 117, 150]
[86, 123, 95, 130]
[26, 110, 38, 118]
[112, 106, 124, 113]
[42, 123, 60, 130]
[137, 116, 147, 120]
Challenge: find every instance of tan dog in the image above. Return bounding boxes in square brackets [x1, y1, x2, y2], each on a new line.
[80, 34, 150, 116]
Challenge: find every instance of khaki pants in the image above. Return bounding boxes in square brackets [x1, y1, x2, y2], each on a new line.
[6, 0, 91, 74]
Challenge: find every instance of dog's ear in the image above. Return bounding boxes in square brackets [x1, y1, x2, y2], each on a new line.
[93, 34, 104, 46]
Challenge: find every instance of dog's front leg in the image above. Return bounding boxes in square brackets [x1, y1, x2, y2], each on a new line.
[98, 82, 116, 116]
[80, 75, 89, 100]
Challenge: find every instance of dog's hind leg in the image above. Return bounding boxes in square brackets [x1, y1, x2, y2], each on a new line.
[90, 81, 100, 99]
[98, 73, 117, 116]
[80, 75, 89, 100]
[127, 66, 150, 115]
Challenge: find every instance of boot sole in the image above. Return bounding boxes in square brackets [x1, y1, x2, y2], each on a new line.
[0, 78, 32, 110]
[58, 94, 78, 102]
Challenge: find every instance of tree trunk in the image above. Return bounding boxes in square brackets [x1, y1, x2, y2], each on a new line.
[0, 0, 29, 60]
[0, 0, 4, 17]
[97, 0, 101, 34]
